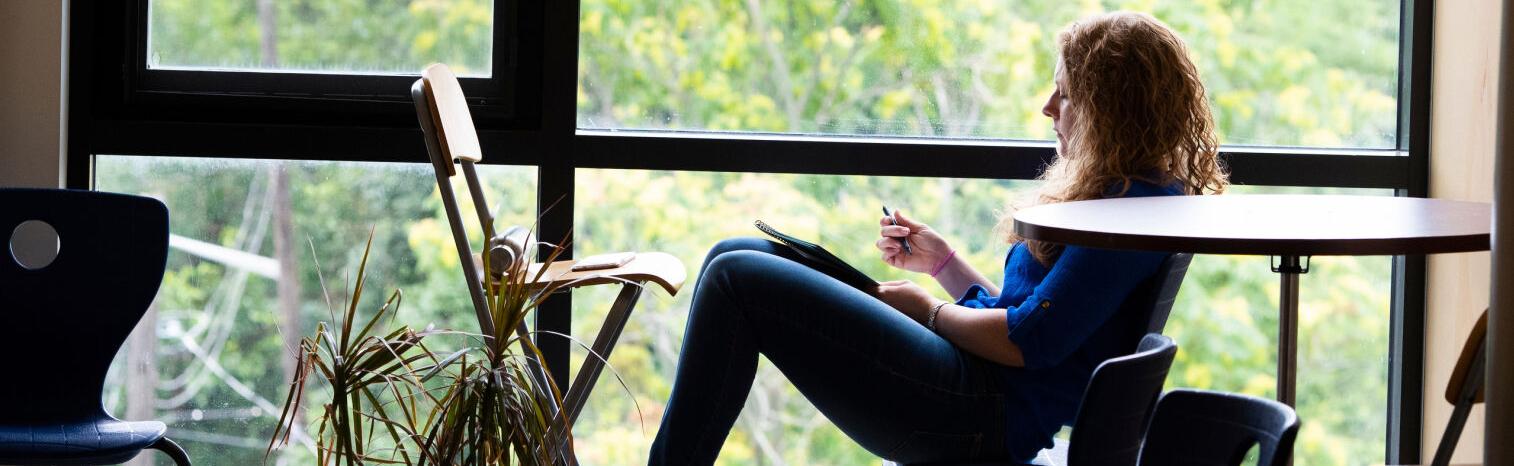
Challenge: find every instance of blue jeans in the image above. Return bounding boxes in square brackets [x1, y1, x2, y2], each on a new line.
[649, 238, 1015, 465]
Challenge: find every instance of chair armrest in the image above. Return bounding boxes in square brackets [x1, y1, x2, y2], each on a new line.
[499, 252, 686, 296]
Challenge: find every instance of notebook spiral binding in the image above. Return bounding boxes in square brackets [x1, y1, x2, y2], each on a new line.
[754, 220, 791, 247]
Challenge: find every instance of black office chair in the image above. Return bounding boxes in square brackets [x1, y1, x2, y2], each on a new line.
[1137, 389, 1299, 466]
[0, 188, 192, 465]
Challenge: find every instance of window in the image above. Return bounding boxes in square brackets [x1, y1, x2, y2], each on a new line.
[97, 156, 536, 464]
[568, 171, 1395, 465]
[74, 0, 1431, 464]
[147, 0, 495, 75]
[578, 1, 1400, 148]
[123, 0, 520, 116]
[571, 170, 1030, 464]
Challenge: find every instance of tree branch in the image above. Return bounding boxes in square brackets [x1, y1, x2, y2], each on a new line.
[745, 0, 802, 130]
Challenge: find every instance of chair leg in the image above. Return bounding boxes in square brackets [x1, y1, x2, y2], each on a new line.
[148, 437, 192, 466]
[562, 283, 643, 425]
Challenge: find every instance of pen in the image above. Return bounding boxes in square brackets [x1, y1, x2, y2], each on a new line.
[882, 205, 912, 255]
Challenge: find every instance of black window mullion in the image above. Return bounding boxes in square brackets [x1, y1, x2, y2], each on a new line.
[570, 131, 1411, 189]
[533, 0, 580, 391]
[1388, 0, 1435, 462]
[87, 121, 547, 166]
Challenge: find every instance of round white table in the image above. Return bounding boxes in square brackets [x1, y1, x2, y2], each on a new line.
[1013, 194, 1491, 406]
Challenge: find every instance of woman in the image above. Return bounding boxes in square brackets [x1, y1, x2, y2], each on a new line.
[649, 11, 1228, 465]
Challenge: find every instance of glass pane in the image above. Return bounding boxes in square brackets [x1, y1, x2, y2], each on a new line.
[97, 156, 535, 464]
[147, 0, 494, 76]
[578, 1, 1400, 149]
[571, 171, 1394, 466]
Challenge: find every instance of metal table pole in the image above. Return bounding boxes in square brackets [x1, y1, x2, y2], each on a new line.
[1274, 255, 1308, 407]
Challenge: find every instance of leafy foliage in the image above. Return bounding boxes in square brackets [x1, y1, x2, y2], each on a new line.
[267, 227, 584, 466]
[268, 234, 431, 465]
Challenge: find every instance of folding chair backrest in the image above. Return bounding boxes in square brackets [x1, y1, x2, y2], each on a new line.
[1446, 309, 1488, 404]
[412, 63, 502, 337]
[0, 189, 169, 424]
[1429, 308, 1488, 466]
[420, 63, 483, 174]
[414, 63, 497, 237]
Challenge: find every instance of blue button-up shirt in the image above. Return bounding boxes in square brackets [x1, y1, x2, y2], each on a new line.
[955, 180, 1181, 459]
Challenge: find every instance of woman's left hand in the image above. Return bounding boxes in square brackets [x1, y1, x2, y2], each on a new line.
[876, 280, 941, 323]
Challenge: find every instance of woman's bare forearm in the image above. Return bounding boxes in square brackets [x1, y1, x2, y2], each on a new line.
[933, 303, 1023, 367]
[932, 253, 1001, 299]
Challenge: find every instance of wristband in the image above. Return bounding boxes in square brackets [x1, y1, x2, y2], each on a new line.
[929, 249, 957, 277]
[926, 301, 949, 332]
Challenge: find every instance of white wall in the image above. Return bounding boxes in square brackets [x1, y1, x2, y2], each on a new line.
[0, 0, 65, 189]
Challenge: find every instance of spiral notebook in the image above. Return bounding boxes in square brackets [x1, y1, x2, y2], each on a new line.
[754, 220, 878, 292]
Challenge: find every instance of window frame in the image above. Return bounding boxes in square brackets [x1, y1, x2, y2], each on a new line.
[65, 0, 1433, 462]
[76, 0, 531, 132]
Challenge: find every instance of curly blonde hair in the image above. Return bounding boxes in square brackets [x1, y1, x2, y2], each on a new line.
[1006, 11, 1229, 265]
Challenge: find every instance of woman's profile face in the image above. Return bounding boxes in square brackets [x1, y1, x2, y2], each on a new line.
[1041, 64, 1076, 155]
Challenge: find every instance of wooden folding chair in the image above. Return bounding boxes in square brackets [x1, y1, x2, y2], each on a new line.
[1428, 309, 1487, 466]
[411, 63, 685, 426]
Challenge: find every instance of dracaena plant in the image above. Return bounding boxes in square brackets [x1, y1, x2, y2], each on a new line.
[268, 229, 628, 466]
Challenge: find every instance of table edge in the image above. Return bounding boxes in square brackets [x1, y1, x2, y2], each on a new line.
[1014, 222, 1492, 256]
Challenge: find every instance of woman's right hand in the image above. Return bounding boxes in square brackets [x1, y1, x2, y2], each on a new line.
[876, 210, 954, 274]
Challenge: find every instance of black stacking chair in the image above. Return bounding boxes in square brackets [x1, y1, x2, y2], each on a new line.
[1058, 334, 1178, 466]
[0, 189, 191, 465]
[1127, 253, 1192, 339]
[888, 334, 1179, 466]
[1138, 389, 1299, 466]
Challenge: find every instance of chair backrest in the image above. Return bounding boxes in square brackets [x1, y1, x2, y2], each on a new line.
[0, 189, 169, 424]
[1138, 389, 1300, 466]
[1445, 308, 1488, 405]
[1429, 308, 1488, 466]
[1066, 333, 1178, 466]
[419, 63, 484, 175]
[1130, 252, 1192, 336]
[412, 64, 502, 338]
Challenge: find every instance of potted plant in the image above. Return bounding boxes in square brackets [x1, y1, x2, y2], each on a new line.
[267, 231, 597, 466]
